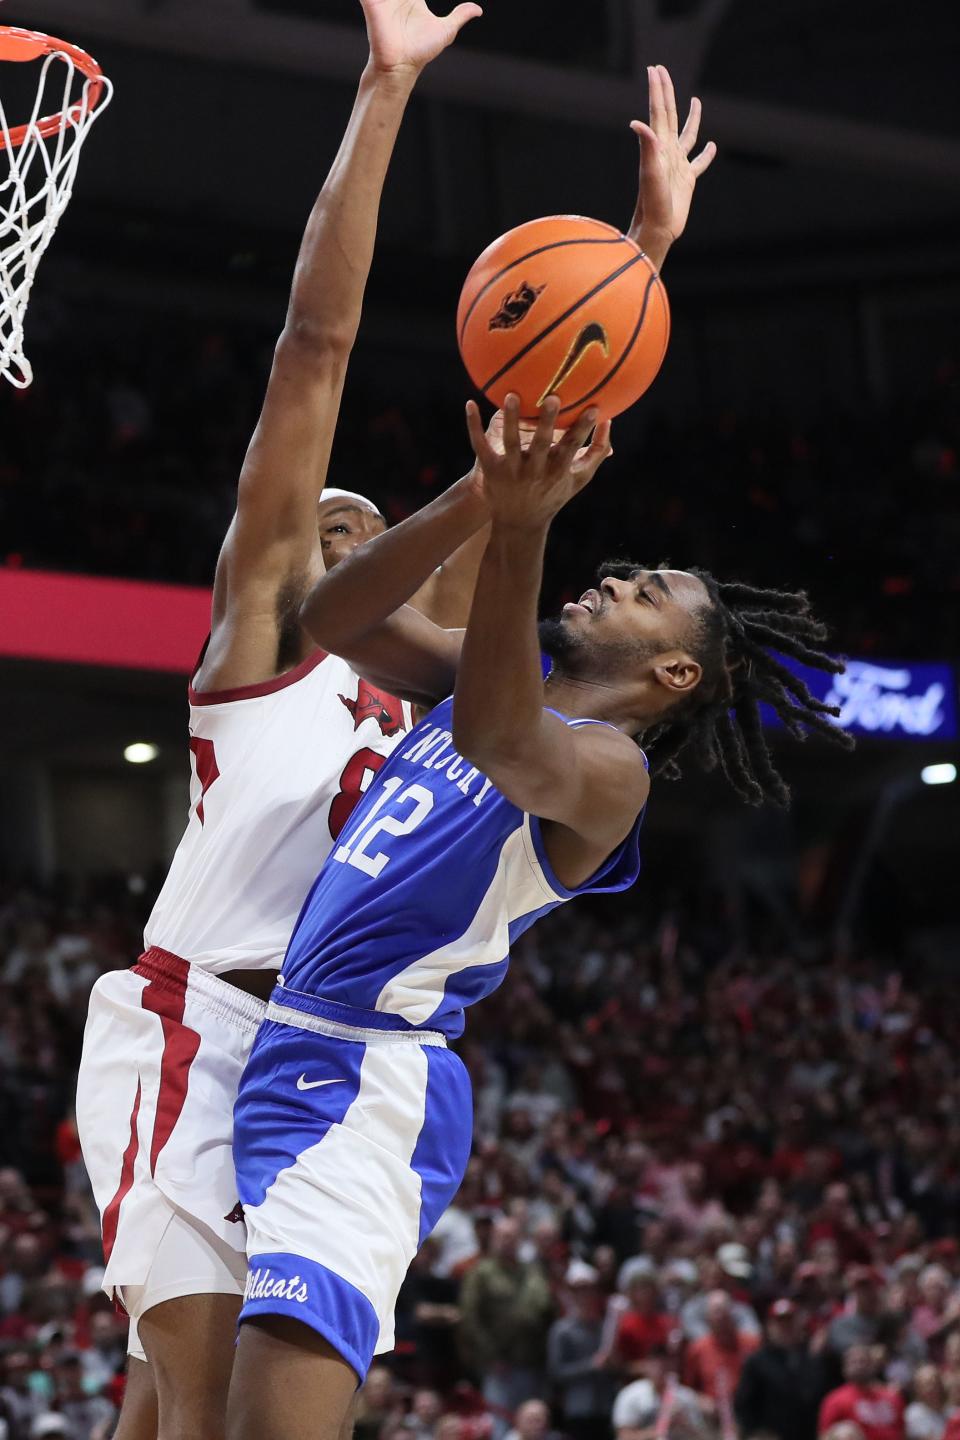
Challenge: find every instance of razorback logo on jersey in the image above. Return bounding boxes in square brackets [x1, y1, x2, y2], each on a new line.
[339, 682, 405, 737]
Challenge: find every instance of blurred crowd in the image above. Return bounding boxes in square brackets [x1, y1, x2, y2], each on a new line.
[3, 872, 960, 1440]
[1, 322, 958, 660]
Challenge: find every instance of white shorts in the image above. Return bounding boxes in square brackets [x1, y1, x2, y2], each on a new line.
[124, 1205, 249, 1362]
[76, 948, 267, 1354]
[233, 993, 474, 1380]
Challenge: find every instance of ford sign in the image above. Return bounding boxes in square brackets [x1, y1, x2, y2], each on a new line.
[769, 657, 958, 742]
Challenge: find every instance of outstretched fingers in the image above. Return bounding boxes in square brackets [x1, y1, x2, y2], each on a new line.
[501, 392, 523, 455]
[530, 396, 561, 459]
[657, 64, 679, 136]
[443, 2, 483, 39]
[572, 419, 613, 491]
[646, 63, 666, 138]
[679, 95, 702, 155]
[554, 406, 600, 468]
[466, 399, 500, 470]
[690, 139, 718, 176]
[630, 118, 661, 157]
[567, 405, 601, 449]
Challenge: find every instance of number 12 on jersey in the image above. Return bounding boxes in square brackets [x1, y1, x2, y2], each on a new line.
[333, 778, 434, 879]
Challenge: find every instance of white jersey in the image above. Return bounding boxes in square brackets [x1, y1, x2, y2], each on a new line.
[144, 647, 412, 974]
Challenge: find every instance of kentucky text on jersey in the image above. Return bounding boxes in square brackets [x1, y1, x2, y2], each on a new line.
[386, 725, 494, 805]
[277, 697, 647, 1039]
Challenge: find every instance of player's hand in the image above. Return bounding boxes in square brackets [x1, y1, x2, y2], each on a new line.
[361, 0, 482, 76]
[464, 407, 502, 503]
[465, 393, 613, 533]
[627, 63, 717, 271]
[465, 406, 571, 503]
[478, 407, 506, 463]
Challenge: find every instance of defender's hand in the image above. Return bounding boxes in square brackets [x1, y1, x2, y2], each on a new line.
[465, 394, 613, 533]
[361, 0, 482, 76]
[628, 63, 717, 270]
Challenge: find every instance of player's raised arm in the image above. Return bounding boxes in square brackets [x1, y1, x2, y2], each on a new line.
[408, 413, 501, 628]
[452, 394, 650, 854]
[627, 63, 717, 272]
[198, 0, 481, 692]
[297, 465, 487, 706]
[296, 410, 508, 701]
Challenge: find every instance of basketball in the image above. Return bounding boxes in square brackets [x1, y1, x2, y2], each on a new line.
[457, 215, 671, 428]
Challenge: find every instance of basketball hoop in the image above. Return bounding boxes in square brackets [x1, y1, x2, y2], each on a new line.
[0, 26, 113, 387]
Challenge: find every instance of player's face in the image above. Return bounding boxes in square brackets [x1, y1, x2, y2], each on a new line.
[317, 502, 387, 568]
[539, 566, 710, 716]
[556, 567, 709, 664]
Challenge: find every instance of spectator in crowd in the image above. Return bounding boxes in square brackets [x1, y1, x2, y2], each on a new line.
[546, 1261, 617, 1440]
[434, 1420, 468, 1440]
[613, 1272, 676, 1375]
[823, 1424, 868, 1440]
[403, 1389, 445, 1440]
[681, 1252, 761, 1341]
[29, 1418, 73, 1440]
[941, 1334, 960, 1390]
[503, 1399, 564, 1440]
[0, 1347, 45, 1438]
[459, 1218, 554, 1435]
[913, 1270, 960, 1347]
[660, 1163, 732, 1240]
[47, 1353, 115, 1440]
[827, 1273, 887, 1356]
[904, 1366, 949, 1440]
[0, 1238, 49, 1321]
[880, 1309, 929, 1391]
[683, 1291, 761, 1407]
[736, 1299, 829, 1440]
[76, 1310, 125, 1399]
[818, 1345, 906, 1440]
[355, 1368, 406, 1440]
[808, 1187, 871, 1268]
[612, 1346, 710, 1440]
[395, 1238, 463, 1389]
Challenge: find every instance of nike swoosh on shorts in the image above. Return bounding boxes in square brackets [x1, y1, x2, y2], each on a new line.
[296, 1076, 346, 1091]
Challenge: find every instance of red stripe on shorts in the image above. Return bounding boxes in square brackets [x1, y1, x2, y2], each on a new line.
[102, 1079, 142, 1265]
[136, 951, 202, 1175]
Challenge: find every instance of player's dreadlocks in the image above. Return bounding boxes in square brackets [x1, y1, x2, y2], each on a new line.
[598, 561, 855, 808]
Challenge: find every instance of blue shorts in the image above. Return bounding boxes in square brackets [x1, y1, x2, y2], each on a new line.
[233, 989, 473, 1381]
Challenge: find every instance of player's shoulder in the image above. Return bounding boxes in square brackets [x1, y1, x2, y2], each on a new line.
[567, 719, 650, 793]
[188, 645, 341, 711]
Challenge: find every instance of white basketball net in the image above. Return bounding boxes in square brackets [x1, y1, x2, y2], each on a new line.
[0, 45, 113, 387]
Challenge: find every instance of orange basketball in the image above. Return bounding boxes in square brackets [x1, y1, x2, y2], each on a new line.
[457, 215, 670, 428]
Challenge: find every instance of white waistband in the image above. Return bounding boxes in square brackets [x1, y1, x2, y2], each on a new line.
[183, 964, 267, 1033]
[265, 1001, 447, 1047]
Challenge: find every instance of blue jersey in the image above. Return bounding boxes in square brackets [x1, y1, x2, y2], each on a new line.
[278, 696, 646, 1039]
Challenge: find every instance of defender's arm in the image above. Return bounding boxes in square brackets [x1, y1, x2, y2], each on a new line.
[627, 63, 717, 271]
[298, 473, 488, 705]
[198, 0, 481, 692]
